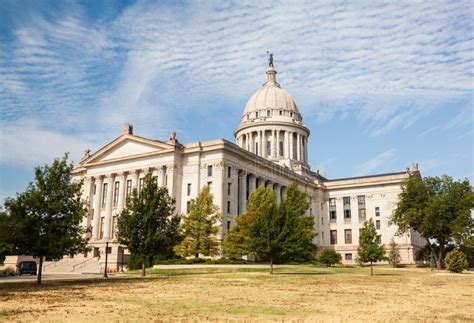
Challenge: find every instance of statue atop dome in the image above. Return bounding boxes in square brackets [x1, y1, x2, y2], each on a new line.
[267, 52, 274, 67]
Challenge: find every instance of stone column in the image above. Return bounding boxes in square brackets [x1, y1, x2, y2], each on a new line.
[297, 133, 301, 161]
[276, 130, 280, 157]
[274, 183, 280, 203]
[260, 130, 264, 157]
[239, 171, 246, 214]
[289, 132, 294, 160]
[81, 177, 93, 228]
[92, 176, 103, 240]
[134, 169, 140, 190]
[103, 174, 115, 240]
[117, 172, 128, 212]
[249, 174, 257, 194]
[283, 131, 288, 158]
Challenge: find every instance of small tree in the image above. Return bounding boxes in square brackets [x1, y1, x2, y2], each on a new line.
[174, 186, 221, 258]
[445, 249, 468, 273]
[318, 248, 342, 267]
[387, 238, 402, 268]
[358, 219, 386, 275]
[0, 154, 89, 284]
[117, 174, 180, 276]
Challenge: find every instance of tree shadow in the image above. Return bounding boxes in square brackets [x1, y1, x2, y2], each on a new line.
[274, 271, 332, 276]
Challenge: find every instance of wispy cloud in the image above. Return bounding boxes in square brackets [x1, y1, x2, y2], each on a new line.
[355, 149, 397, 176]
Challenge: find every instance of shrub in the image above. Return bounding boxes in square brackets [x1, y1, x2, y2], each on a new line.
[318, 248, 342, 267]
[0, 267, 16, 277]
[445, 249, 468, 273]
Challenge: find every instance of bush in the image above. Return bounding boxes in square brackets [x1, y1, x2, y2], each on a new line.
[318, 248, 342, 267]
[445, 249, 468, 273]
[0, 267, 16, 277]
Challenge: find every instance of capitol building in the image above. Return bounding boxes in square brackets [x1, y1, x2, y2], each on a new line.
[71, 57, 425, 271]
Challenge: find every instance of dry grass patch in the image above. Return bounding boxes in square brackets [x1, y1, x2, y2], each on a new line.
[0, 266, 472, 322]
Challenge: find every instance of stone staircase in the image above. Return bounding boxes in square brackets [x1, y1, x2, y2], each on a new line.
[43, 256, 100, 274]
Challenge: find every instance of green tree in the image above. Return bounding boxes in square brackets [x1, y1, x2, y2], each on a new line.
[444, 249, 468, 273]
[0, 154, 89, 284]
[387, 238, 402, 268]
[175, 186, 221, 258]
[358, 219, 386, 275]
[391, 176, 473, 269]
[223, 186, 276, 259]
[318, 248, 342, 267]
[117, 174, 180, 276]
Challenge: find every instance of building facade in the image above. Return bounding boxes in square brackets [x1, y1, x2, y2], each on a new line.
[72, 58, 425, 271]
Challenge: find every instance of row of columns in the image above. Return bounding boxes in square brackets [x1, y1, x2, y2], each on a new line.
[238, 129, 308, 163]
[88, 167, 169, 241]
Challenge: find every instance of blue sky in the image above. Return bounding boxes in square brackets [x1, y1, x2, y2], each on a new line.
[0, 0, 473, 202]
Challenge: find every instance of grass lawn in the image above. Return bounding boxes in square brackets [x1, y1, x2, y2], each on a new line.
[0, 265, 472, 322]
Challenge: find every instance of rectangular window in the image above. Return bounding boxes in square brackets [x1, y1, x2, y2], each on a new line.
[227, 201, 231, 214]
[113, 181, 119, 207]
[99, 217, 104, 239]
[227, 182, 232, 195]
[186, 201, 190, 213]
[376, 235, 382, 244]
[279, 141, 283, 156]
[344, 209, 351, 220]
[106, 246, 112, 254]
[139, 178, 144, 193]
[126, 180, 132, 198]
[357, 195, 365, 205]
[376, 220, 381, 230]
[343, 197, 350, 206]
[94, 184, 96, 195]
[345, 253, 352, 261]
[358, 208, 366, 220]
[207, 181, 212, 190]
[227, 166, 232, 178]
[329, 198, 336, 207]
[255, 142, 258, 155]
[187, 183, 191, 196]
[375, 207, 380, 217]
[227, 220, 231, 230]
[91, 209, 94, 221]
[330, 210, 337, 221]
[321, 216, 323, 225]
[344, 229, 352, 244]
[207, 165, 213, 177]
[330, 230, 337, 245]
[112, 216, 118, 238]
[101, 183, 108, 208]
[310, 208, 313, 216]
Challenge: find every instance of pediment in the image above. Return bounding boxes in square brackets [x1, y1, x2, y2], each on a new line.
[82, 135, 174, 165]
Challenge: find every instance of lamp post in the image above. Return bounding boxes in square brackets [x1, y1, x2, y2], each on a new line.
[103, 240, 109, 278]
[120, 247, 124, 272]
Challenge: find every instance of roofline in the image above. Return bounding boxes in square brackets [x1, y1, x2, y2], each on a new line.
[324, 171, 408, 182]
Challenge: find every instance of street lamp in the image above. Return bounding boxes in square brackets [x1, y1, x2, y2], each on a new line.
[120, 247, 124, 272]
[103, 240, 109, 278]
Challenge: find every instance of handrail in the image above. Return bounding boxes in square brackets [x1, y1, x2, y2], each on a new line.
[43, 260, 58, 270]
[72, 256, 98, 271]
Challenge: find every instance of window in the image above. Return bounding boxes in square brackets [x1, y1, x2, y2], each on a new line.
[279, 141, 283, 156]
[126, 180, 132, 198]
[207, 181, 212, 190]
[290, 112, 293, 117]
[227, 201, 231, 214]
[227, 166, 232, 178]
[345, 253, 352, 261]
[101, 183, 108, 208]
[112, 216, 118, 238]
[187, 183, 191, 196]
[227, 183, 231, 195]
[255, 142, 258, 155]
[329, 198, 336, 207]
[320, 202, 323, 210]
[267, 110, 270, 117]
[139, 178, 144, 193]
[321, 216, 323, 225]
[207, 165, 213, 177]
[310, 208, 313, 216]
[266, 140, 271, 156]
[330, 210, 337, 221]
[376, 220, 381, 230]
[343, 197, 350, 206]
[376, 235, 382, 244]
[357, 195, 365, 205]
[94, 184, 96, 195]
[330, 230, 337, 245]
[375, 207, 380, 217]
[279, 110, 282, 115]
[99, 217, 104, 239]
[113, 181, 119, 207]
[344, 229, 352, 244]
[91, 209, 94, 221]
[255, 111, 258, 118]
[358, 208, 366, 220]
[227, 220, 231, 230]
[106, 246, 112, 254]
[344, 209, 351, 220]
[186, 201, 190, 213]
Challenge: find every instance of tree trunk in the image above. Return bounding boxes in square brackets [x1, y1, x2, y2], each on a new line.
[141, 260, 146, 277]
[37, 256, 43, 285]
[370, 261, 373, 276]
[270, 258, 274, 275]
[437, 244, 446, 270]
